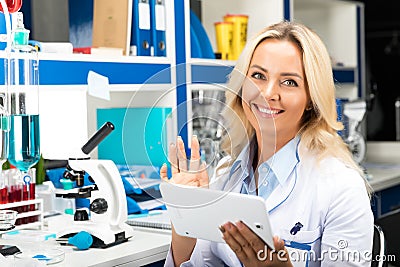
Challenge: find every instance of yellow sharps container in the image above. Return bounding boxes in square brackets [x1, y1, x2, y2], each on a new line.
[223, 14, 248, 60]
[214, 21, 233, 60]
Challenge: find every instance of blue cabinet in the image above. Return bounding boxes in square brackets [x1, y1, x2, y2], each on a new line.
[372, 184, 400, 219]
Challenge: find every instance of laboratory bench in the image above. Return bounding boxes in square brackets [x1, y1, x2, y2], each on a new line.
[364, 142, 400, 219]
[366, 163, 400, 219]
[0, 228, 171, 267]
[367, 165, 400, 192]
[0, 161, 397, 266]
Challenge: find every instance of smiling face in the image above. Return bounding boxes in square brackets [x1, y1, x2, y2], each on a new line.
[242, 38, 309, 150]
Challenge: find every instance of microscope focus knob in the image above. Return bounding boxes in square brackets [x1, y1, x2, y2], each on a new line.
[90, 198, 108, 214]
[74, 209, 89, 221]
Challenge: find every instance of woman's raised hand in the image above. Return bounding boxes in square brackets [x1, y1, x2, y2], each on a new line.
[160, 135, 209, 187]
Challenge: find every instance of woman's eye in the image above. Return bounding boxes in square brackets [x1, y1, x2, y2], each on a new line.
[251, 72, 265, 80]
[282, 79, 298, 87]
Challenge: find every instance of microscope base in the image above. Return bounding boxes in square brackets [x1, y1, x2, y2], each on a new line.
[58, 221, 134, 248]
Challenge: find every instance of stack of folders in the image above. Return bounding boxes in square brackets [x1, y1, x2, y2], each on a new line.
[131, 0, 167, 56]
[126, 210, 171, 230]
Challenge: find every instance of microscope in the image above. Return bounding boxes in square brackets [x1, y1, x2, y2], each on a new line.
[55, 122, 134, 248]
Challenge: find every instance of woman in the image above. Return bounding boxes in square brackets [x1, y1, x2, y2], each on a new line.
[160, 21, 373, 266]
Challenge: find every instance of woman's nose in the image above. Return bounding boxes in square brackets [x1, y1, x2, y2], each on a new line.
[260, 82, 280, 100]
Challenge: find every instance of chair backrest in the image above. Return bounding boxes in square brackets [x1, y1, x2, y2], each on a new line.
[375, 208, 400, 266]
[372, 224, 386, 267]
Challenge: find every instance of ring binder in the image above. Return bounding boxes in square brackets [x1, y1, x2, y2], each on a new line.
[131, 0, 152, 56]
[151, 0, 166, 56]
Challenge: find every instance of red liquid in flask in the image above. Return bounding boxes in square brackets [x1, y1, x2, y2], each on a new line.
[0, 0, 22, 13]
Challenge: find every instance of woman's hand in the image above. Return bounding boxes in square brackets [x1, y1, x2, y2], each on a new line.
[160, 135, 209, 187]
[220, 221, 293, 267]
[160, 136, 209, 266]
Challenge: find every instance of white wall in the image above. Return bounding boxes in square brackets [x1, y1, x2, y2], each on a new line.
[39, 86, 88, 159]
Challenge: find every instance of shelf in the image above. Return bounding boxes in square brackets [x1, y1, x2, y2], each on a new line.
[333, 67, 357, 84]
[39, 60, 171, 85]
[191, 64, 233, 85]
[31, 58, 355, 86]
[188, 58, 234, 85]
[0, 52, 173, 86]
[188, 58, 356, 86]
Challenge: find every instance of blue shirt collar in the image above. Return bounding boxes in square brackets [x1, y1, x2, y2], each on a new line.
[229, 138, 257, 181]
[266, 135, 300, 185]
[229, 136, 300, 185]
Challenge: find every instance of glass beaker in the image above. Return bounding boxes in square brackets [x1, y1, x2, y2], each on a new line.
[6, 47, 40, 195]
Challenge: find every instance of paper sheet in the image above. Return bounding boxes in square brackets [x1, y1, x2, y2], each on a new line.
[87, 71, 110, 100]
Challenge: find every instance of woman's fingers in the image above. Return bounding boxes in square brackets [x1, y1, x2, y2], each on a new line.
[198, 162, 209, 188]
[177, 136, 188, 172]
[272, 236, 291, 265]
[189, 135, 201, 171]
[160, 163, 168, 181]
[164, 135, 209, 187]
[221, 222, 254, 264]
[235, 221, 266, 257]
[169, 142, 179, 175]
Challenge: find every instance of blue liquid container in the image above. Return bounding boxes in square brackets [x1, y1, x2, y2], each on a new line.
[8, 114, 40, 172]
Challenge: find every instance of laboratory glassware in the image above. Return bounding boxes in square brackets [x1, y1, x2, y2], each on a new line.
[0, 0, 14, 205]
[6, 46, 40, 200]
[0, 112, 8, 204]
[0, 0, 22, 13]
[0, 210, 17, 230]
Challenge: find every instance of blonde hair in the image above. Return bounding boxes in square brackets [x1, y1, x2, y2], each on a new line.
[220, 21, 364, 178]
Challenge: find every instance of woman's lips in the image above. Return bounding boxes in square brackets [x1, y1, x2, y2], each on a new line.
[252, 104, 283, 118]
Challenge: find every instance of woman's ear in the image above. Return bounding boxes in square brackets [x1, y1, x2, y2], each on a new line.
[306, 102, 313, 111]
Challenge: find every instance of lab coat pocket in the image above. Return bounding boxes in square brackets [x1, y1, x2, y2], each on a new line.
[281, 226, 322, 244]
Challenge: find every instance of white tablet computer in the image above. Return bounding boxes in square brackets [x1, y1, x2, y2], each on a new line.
[159, 182, 274, 249]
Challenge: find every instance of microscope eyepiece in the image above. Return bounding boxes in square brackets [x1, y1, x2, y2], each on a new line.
[81, 122, 114, 155]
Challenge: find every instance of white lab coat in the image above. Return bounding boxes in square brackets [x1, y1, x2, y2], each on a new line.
[164, 143, 374, 267]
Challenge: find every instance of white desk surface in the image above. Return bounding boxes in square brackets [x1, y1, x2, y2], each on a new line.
[0, 228, 171, 267]
[365, 164, 400, 192]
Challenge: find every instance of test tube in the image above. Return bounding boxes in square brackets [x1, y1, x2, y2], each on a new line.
[0, 170, 7, 204]
[0, 185, 7, 204]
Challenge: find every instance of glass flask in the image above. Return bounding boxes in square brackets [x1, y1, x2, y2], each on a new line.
[6, 46, 40, 199]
